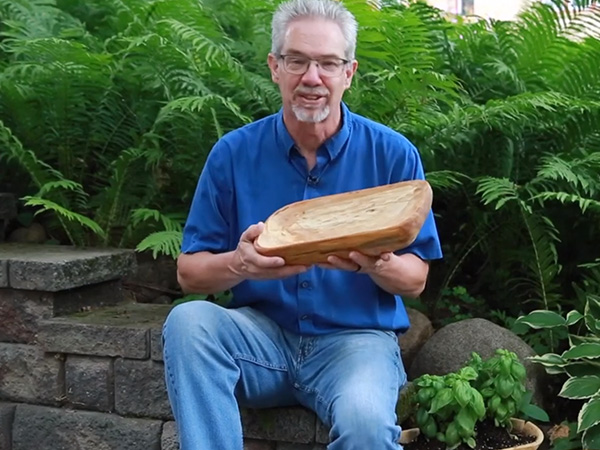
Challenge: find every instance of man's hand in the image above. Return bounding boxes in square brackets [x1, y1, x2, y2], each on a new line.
[319, 251, 391, 274]
[228, 222, 309, 280]
[319, 250, 429, 297]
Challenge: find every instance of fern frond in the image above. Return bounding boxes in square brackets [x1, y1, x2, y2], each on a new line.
[425, 170, 470, 190]
[532, 192, 600, 213]
[517, 211, 561, 310]
[476, 177, 521, 210]
[136, 230, 182, 260]
[22, 195, 105, 243]
[130, 208, 184, 232]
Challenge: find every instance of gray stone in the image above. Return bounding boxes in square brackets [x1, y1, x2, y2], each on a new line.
[52, 280, 126, 316]
[7, 223, 46, 244]
[38, 303, 171, 359]
[161, 421, 179, 450]
[0, 195, 16, 221]
[0, 343, 63, 404]
[150, 326, 164, 361]
[245, 439, 276, 449]
[399, 308, 434, 370]
[0, 243, 136, 291]
[39, 319, 149, 359]
[12, 404, 162, 450]
[242, 407, 315, 444]
[115, 359, 172, 420]
[0, 403, 16, 450]
[315, 418, 329, 444]
[65, 356, 113, 412]
[0, 289, 53, 344]
[0, 260, 7, 288]
[408, 318, 547, 406]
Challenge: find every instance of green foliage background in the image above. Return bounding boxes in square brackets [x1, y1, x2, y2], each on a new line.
[1, 0, 599, 341]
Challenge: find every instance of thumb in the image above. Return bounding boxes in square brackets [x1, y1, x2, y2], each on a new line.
[241, 222, 265, 242]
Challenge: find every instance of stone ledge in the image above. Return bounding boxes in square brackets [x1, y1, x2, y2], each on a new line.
[38, 303, 171, 359]
[12, 403, 163, 450]
[0, 402, 16, 449]
[0, 243, 136, 291]
[0, 344, 64, 405]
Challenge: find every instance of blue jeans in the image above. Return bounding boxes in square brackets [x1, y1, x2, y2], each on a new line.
[162, 301, 406, 450]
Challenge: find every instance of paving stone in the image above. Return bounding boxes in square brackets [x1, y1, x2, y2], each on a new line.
[0, 403, 16, 450]
[12, 404, 162, 450]
[150, 326, 164, 361]
[245, 439, 276, 449]
[242, 407, 315, 444]
[115, 359, 172, 420]
[0, 243, 136, 291]
[39, 319, 148, 359]
[0, 289, 53, 344]
[0, 260, 7, 288]
[0, 343, 63, 405]
[161, 421, 178, 450]
[65, 356, 113, 412]
[52, 280, 126, 316]
[315, 418, 330, 444]
[39, 303, 170, 359]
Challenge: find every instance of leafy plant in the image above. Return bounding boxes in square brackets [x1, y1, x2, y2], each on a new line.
[412, 349, 548, 449]
[413, 365, 486, 449]
[516, 294, 600, 450]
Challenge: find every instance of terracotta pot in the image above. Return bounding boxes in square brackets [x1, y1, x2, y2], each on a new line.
[399, 418, 545, 450]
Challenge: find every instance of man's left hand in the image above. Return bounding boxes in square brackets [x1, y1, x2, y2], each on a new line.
[319, 251, 392, 274]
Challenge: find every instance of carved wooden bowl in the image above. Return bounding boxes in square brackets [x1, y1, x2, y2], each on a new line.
[254, 180, 433, 265]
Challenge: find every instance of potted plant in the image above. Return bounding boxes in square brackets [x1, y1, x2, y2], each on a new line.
[400, 349, 546, 450]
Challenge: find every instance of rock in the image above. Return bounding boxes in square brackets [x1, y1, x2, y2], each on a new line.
[7, 222, 47, 244]
[408, 318, 547, 407]
[399, 308, 434, 370]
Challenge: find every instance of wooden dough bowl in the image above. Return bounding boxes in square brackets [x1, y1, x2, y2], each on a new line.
[254, 180, 433, 265]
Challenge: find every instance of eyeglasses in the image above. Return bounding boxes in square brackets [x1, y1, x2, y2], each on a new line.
[278, 54, 349, 77]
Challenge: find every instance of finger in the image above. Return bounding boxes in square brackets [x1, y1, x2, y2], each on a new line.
[241, 222, 265, 242]
[327, 255, 358, 271]
[348, 251, 377, 268]
[380, 252, 392, 261]
[251, 253, 286, 268]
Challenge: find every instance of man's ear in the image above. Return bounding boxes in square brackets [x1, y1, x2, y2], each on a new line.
[344, 59, 358, 89]
[267, 53, 280, 83]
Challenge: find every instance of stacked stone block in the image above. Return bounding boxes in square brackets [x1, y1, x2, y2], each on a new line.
[0, 243, 332, 450]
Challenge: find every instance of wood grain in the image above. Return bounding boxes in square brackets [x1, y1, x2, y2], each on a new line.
[254, 180, 433, 265]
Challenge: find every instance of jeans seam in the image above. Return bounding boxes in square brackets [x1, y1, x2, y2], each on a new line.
[233, 353, 288, 371]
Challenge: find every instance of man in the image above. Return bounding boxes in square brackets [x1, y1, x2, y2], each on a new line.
[162, 0, 442, 449]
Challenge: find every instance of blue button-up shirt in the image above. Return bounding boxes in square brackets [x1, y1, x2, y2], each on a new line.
[182, 103, 442, 335]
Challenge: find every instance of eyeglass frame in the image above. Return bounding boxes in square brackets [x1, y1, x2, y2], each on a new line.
[276, 53, 351, 77]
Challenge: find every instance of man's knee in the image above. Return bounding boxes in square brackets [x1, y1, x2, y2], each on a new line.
[163, 300, 227, 344]
[329, 393, 400, 447]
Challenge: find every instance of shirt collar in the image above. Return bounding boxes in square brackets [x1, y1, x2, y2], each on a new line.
[275, 102, 352, 160]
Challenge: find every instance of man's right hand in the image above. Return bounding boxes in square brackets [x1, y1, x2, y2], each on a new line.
[228, 222, 309, 280]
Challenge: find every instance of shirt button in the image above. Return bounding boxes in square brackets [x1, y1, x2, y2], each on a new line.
[300, 281, 310, 289]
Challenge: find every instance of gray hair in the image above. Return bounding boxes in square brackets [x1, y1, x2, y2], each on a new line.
[271, 0, 358, 60]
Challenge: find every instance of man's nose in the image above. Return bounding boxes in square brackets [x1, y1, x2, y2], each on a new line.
[300, 61, 322, 85]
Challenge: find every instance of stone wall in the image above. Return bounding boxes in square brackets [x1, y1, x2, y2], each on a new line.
[1, 243, 385, 450]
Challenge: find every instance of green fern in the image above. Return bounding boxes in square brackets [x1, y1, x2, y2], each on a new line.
[136, 230, 182, 259]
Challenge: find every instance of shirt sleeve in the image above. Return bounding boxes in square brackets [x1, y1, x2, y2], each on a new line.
[393, 141, 443, 261]
[181, 140, 234, 254]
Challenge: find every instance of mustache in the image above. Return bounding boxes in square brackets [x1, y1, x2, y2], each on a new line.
[294, 86, 329, 96]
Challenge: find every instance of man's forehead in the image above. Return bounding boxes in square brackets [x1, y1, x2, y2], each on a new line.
[282, 19, 346, 55]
